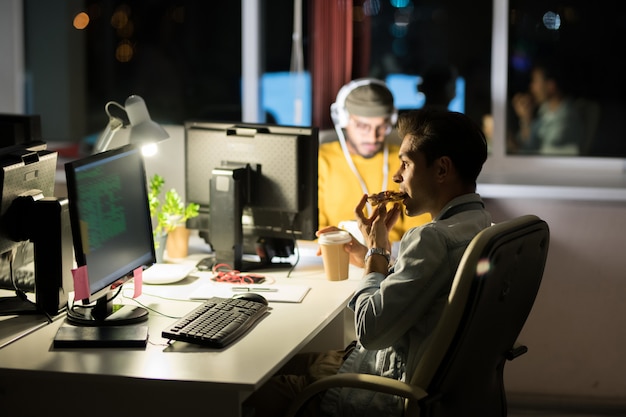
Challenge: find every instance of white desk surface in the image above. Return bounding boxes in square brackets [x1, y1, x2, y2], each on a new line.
[0, 240, 362, 417]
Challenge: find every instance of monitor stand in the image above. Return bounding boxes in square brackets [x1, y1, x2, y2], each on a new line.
[53, 322, 148, 348]
[60, 292, 149, 348]
[31, 197, 74, 316]
[242, 236, 295, 271]
[66, 291, 148, 326]
[0, 294, 38, 315]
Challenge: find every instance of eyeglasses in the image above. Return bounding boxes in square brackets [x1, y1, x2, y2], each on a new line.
[350, 117, 392, 136]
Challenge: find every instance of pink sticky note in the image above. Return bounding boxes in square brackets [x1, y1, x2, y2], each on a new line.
[71, 265, 90, 301]
[133, 267, 143, 298]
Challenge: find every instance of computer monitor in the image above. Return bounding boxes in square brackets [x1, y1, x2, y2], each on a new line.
[385, 73, 466, 113]
[64, 144, 155, 325]
[0, 114, 42, 148]
[0, 145, 55, 257]
[184, 121, 318, 271]
[0, 143, 72, 316]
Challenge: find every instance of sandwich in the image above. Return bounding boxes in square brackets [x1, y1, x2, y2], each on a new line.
[367, 190, 407, 206]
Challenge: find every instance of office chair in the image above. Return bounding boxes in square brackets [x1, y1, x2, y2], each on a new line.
[285, 214, 550, 417]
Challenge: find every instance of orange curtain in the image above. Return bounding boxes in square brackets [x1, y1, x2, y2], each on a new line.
[309, 1, 372, 130]
[309, 0, 352, 130]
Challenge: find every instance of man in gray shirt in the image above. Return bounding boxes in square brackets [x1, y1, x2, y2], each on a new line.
[245, 108, 491, 417]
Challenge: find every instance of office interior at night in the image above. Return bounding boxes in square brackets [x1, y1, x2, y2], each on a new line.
[1, 0, 626, 415]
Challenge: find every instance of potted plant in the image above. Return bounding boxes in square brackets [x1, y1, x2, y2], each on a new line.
[148, 174, 199, 260]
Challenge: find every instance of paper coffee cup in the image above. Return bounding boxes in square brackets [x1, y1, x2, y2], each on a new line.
[318, 230, 351, 281]
[338, 220, 364, 245]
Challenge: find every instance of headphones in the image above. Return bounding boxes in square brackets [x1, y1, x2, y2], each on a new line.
[330, 78, 398, 128]
[330, 78, 396, 215]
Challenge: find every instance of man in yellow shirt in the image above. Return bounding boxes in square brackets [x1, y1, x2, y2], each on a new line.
[319, 78, 430, 243]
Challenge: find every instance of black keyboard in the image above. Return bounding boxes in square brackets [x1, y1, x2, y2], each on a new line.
[161, 297, 268, 348]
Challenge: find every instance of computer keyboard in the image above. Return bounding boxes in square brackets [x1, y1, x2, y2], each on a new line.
[161, 296, 268, 348]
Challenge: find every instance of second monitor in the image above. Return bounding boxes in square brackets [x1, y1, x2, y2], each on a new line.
[185, 122, 318, 271]
[64, 144, 156, 325]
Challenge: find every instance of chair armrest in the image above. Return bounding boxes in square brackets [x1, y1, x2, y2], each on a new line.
[506, 343, 528, 360]
[284, 373, 428, 417]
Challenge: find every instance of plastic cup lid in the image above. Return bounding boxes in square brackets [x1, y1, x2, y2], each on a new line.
[318, 230, 352, 245]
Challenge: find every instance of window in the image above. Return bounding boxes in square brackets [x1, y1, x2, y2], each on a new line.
[366, 0, 492, 136]
[506, 0, 626, 158]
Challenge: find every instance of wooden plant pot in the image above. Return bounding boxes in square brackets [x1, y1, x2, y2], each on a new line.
[166, 226, 191, 259]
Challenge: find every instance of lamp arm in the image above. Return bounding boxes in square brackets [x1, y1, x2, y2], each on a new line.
[93, 115, 124, 154]
[92, 96, 169, 155]
[92, 101, 126, 154]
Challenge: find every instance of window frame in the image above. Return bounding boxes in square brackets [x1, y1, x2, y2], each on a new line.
[479, 0, 626, 201]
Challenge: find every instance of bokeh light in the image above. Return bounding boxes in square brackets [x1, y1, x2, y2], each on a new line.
[73, 12, 90, 30]
[476, 258, 491, 275]
[390, 22, 408, 38]
[115, 40, 134, 63]
[111, 7, 129, 30]
[390, 0, 411, 7]
[363, 0, 381, 16]
[542, 11, 561, 30]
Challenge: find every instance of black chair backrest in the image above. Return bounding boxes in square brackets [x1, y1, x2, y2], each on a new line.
[421, 215, 550, 417]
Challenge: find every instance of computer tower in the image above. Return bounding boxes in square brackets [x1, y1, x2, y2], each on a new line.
[209, 166, 248, 271]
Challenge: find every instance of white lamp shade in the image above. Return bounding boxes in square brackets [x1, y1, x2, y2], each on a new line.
[125, 95, 169, 146]
[93, 94, 169, 155]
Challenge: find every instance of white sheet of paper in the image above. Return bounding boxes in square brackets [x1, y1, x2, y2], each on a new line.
[189, 283, 310, 303]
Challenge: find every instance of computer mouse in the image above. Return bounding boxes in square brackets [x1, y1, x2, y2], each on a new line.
[232, 292, 269, 306]
[195, 256, 215, 271]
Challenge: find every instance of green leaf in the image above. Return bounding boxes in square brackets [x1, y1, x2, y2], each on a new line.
[148, 173, 199, 235]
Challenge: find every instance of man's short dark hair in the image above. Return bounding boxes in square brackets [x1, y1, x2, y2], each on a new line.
[397, 108, 488, 185]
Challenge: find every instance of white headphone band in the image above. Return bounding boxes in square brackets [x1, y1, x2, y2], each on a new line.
[330, 78, 398, 128]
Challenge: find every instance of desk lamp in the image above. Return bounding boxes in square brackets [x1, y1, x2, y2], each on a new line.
[92, 95, 169, 156]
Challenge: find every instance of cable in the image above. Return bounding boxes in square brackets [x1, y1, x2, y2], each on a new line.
[287, 214, 299, 277]
[210, 263, 273, 285]
[334, 124, 389, 216]
[7, 248, 19, 292]
[68, 284, 124, 317]
[5, 248, 42, 317]
[121, 295, 186, 320]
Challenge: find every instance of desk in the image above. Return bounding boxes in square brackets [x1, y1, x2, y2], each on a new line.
[0, 242, 361, 417]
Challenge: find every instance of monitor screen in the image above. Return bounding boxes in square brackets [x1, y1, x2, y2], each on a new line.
[184, 121, 318, 271]
[385, 73, 465, 114]
[64, 144, 155, 325]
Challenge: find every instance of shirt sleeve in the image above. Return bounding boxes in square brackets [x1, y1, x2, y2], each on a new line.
[349, 225, 452, 350]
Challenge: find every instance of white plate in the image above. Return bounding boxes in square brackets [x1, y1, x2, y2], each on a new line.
[142, 263, 196, 285]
